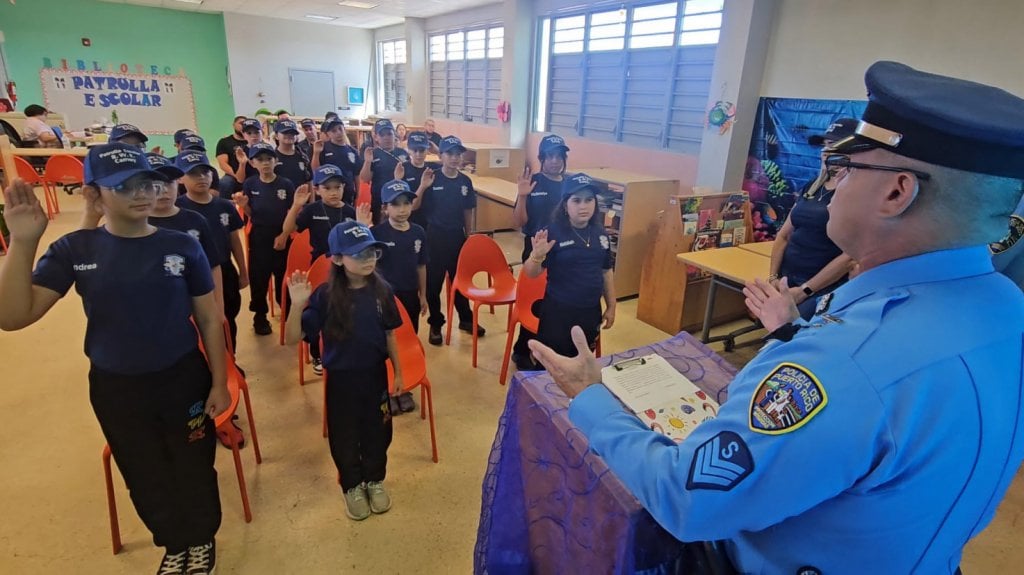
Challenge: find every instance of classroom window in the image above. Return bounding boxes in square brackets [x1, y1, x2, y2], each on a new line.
[378, 40, 407, 113]
[429, 25, 504, 124]
[535, 0, 723, 153]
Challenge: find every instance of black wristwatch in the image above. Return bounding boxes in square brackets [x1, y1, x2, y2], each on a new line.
[801, 284, 814, 297]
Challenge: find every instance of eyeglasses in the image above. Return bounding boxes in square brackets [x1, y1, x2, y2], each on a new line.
[349, 247, 383, 262]
[824, 154, 932, 181]
[110, 180, 166, 196]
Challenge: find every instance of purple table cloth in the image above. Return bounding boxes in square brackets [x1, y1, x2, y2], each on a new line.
[474, 332, 737, 575]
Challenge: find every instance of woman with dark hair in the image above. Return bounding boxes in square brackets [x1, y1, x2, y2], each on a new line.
[21, 104, 60, 148]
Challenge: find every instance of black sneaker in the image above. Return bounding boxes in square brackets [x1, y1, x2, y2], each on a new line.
[157, 549, 188, 575]
[253, 316, 272, 336]
[186, 540, 216, 575]
[428, 326, 443, 346]
[389, 395, 403, 416]
[398, 391, 416, 413]
[459, 322, 486, 337]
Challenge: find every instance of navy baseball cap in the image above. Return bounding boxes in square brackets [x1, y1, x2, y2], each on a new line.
[240, 118, 261, 133]
[439, 136, 466, 154]
[828, 61, 1024, 178]
[539, 134, 570, 156]
[406, 132, 429, 150]
[275, 119, 299, 134]
[561, 172, 601, 198]
[173, 128, 196, 145]
[808, 118, 858, 146]
[109, 123, 148, 144]
[321, 118, 344, 132]
[84, 143, 163, 188]
[313, 165, 348, 186]
[328, 221, 386, 256]
[381, 179, 416, 203]
[145, 153, 185, 181]
[175, 151, 215, 174]
[247, 142, 277, 160]
[300, 118, 316, 128]
[374, 119, 395, 135]
[180, 134, 206, 151]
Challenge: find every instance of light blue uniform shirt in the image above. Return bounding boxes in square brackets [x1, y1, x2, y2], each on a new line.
[992, 196, 1024, 289]
[570, 246, 1024, 574]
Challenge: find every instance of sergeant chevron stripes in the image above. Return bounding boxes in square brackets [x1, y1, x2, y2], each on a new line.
[686, 431, 754, 492]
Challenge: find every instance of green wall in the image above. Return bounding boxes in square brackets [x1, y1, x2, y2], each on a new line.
[0, 0, 234, 152]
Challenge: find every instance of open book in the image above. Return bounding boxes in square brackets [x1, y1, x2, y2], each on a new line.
[601, 354, 720, 443]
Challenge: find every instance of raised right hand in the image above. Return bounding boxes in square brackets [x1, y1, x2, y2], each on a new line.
[2, 179, 48, 243]
[363, 146, 375, 164]
[394, 161, 405, 181]
[531, 228, 556, 259]
[287, 270, 312, 302]
[293, 184, 312, 206]
[517, 165, 536, 197]
[419, 168, 435, 190]
[232, 192, 248, 209]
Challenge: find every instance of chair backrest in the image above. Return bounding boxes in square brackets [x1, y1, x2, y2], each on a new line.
[454, 234, 516, 288]
[286, 229, 313, 276]
[307, 255, 333, 290]
[13, 156, 43, 183]
[215, 353, 244, 428]
[515, 267, 547, 312]
[387, 295, 427, 390]
[43, 154, 84, 185]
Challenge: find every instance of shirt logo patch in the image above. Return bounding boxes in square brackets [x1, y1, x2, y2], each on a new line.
[348, 152, 356, 164]
[163, 254, 186, 277]
[220, 213, 230, 227]
[298, 162, 305, 171]
[461, 185, 469, 197]
[414, 239, 422, 254]
[599, 235, 609, 250]
[187, 229, 200, 240]
[686, 431, 754, 491]
[990, 215, 1024, 255]
[814, 292, 834, 315]
[277, 189, 287, 201]
[749, 363, 828, 435]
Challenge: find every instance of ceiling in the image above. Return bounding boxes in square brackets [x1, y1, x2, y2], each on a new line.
[100, 0, 500, 29]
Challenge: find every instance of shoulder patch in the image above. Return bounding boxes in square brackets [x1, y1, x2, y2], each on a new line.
[686, 431, 754, 491]
[748, 363, 827, 435]
[990, 214, 1024, 255]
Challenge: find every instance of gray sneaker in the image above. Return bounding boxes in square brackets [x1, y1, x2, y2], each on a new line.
[344, 484, 371, 520]
[366, 481, 392, 514]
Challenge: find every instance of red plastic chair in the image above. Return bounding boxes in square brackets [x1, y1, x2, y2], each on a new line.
[42, 154, 84, 216]
[445, 234, 518, 367]
[14, 156, 56, 219]
[0, 227, 7, 255]
[357, 180, 371, 210]
[298, 256, 333, 386]
[499, 268, 547, 385]
[279, 230, 312, 345]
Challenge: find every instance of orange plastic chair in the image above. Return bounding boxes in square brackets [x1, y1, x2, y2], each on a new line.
[298, 255, 333, 386]
[279, 230, 312, 345]
[0, 231, 7, 255]
[13, 156, 56, 219]
[357, 180, 371, 209]
[499, 268, 547, 385]
[445, 234, 518, 367]
[42, 154, 84, 216]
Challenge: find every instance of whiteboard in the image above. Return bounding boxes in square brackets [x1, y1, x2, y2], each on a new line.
[39, 68, 198, 135]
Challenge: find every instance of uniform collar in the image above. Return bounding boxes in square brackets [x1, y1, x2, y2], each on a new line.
[826, 246, 994, 314]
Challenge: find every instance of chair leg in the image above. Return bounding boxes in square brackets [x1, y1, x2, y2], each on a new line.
[423, 382, 439, 463]
[102, 445, 123, 555]
[228, 437, 253, 522]
[595, 336, 602, 358]
[278, 292, 287, 346]
[39, 185, 55, 220]
[240, 383, 262, 464]
[322, 377, 328, 439]
[445, 284, 456, 345]
[487, 275, 494, 314]
[268, 284, 276, 318]
[420, 386, 426, 420]
[0, 230, 8, 255]
[298, 341, 306, 386]
[49, 184, 61, 214]
[500, 319, 518, 385]
[472, 303, 481, 368]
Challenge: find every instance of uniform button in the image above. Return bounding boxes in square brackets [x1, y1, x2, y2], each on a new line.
[796, 567, 821, 575]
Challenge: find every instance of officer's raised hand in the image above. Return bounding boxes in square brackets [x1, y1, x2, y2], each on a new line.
[2, 179, 48, 243]
[744, 276, 800, 332]
[530, 228, 556, 259]
[529, 326, 602, 399]
[312, 133, 325, 154]
[233, 146, 247, 165]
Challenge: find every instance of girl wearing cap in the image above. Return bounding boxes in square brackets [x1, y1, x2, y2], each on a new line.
[359, 119, 409, 224]
[273, 119, 312, 188]
[284, 221, 404, 522]
[524, 173, 616, 358]
[0, 144, 229, 575]
[312, 118, 361, 205]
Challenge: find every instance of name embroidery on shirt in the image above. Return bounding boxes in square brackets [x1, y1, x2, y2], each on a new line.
[163, 254, 186, 277]
[73, 263, 98, 271]
[749, 363, 828, 435]
[559, 240, 575, 247]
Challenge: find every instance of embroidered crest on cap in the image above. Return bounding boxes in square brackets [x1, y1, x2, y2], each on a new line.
[990, 215, 1024, 255]
[749, 363, 828, 435]
[686, 431, 754, 491]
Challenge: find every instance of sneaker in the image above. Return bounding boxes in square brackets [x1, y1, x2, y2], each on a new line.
[311, 357, 323, 376]
[366, 481, 392, 514]
[253, 316, 272, 336]
[459, 322, 486, 337]
[428, 326, 443, 346]
[185, 540, 216, 575]
[157, 549, 188, 575]
[389, 395, 403, 416]
[398, 391, 416, 413]
[344, 484, 371, 520]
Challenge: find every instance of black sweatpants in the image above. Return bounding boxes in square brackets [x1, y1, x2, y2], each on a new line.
[535, 298, 602, 359]
[326, 363, 393, 491]
[248, 225, 290, 319]
[395, 289, 421, 334]
[426, 227, 472, 328]
[514, 236, 539, 356]
[88, 349, 221, 552]
[222, 260, 241, 351]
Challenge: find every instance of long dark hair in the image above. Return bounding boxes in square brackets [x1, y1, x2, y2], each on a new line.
[324, 262, 393, 342]
[551, 191, 603, 229]
[537, 149, 568, 176]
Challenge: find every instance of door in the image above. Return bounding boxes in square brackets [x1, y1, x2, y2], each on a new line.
[289, 69, 336, 118]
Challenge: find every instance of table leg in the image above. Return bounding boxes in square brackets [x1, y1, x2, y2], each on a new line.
[700, 277, 718, 343]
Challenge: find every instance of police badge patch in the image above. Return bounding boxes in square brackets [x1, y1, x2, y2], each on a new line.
[277, 189, 287, 201]
[163, 254, 186, 277]
[749, 363, 827, 434]
[990, 215, 1024, 255]
[220, 213, 230, 227]
[814, 292, 834, 316]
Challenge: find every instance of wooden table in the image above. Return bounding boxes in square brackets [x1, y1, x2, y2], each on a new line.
[678, 247, 770, 347]
[738, 241, 774, 257]
[1, 135, 88, 187]
[468, 174, 518, 233]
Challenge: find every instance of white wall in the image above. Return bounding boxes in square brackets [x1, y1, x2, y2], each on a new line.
[761, 0, 1024, 98]
[425, 3, 502, 32]
[223, 13, 373, 117]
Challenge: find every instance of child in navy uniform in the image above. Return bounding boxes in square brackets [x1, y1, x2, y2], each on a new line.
[0, 143, 229, 575]
[273, 119, 312, 188]
[234, 142, 295, 335]
[285, 221, 404, 521]
[397, 131, 438, 230]
[359, 119, 409, 224]
[176, 151, 249, 351]
[312, 117, 361, 205]
[412, 136, 482, 345]
[223, 118, 262, 196]
[523, 173, 617, 358]
[297, 118, 317, 160]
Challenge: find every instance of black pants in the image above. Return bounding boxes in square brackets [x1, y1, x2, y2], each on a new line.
[513, 236, 539, 357]
[248, 226, 290, 318]
[222, 261, 241, 351]
[426, 227, 472, 328]
[535, 298, 602, 358]
[370, 192, 383, 226]
[89, 349, 220, 552]
[326, 364, 393, 491]
[395, 289, 421, 334]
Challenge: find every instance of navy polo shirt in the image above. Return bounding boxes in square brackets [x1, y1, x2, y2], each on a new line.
[372, 221, 428, 292]
[175, 195, 244, 267]
[243, 175, 295, 230]
[401, 161, 441, 194]
[519, 173, 563, 237]
[542, 220, 613, 307]
[301, 282, 402, 371]
[369, 147, 409, 202]
[319, 141, 361, 200]
[295, 201, 356, 261]
[150, 208, 222, 270]
[779, 188, 843, 284]
[32, 228, 214, 375]
[422, 171, 476, 231]
[276, 149, 312, 186]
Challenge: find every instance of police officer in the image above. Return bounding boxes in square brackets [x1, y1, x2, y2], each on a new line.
[359, 119, 409, 224]
[529, 61, 1024, 574]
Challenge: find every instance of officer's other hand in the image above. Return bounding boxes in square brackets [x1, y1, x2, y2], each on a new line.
[743, 276, 800, 332]
[528, 326, 602, 399]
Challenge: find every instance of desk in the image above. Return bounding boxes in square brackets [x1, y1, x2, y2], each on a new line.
[738, 241, 774, 257]
[0, 135, 88, 187]
[468, 174, 517, 233]
[678, 247, 770, 348]
[474, 331, 736, 575]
